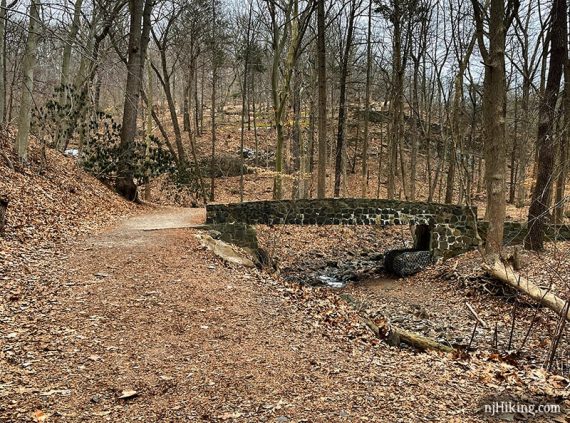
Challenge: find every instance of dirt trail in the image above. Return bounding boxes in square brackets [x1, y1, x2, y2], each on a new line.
[0, 208, 549, 422]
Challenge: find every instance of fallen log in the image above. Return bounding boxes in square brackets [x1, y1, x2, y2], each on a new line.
[482, 260, 570, 322]
[339, 293, 454, 353]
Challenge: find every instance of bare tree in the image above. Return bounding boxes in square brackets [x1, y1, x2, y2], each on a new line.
[360, 0, 372, 197]
[526, 0, 567, 250]
[316, 0, 327, 198]
[334, 0, 360, 197]
[265, 0, 314, 199]
[116, 0, 153, 201]
[472, 0, 519, 256]
[15, 0, 40, 162]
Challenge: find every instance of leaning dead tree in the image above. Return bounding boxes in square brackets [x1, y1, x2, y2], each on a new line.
[483, 260, 570, 322]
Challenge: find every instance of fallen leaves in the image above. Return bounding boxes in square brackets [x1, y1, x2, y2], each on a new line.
[33, 410, 48, 422]
[39, 388, 71, 397]
[118, 390, 138, 400]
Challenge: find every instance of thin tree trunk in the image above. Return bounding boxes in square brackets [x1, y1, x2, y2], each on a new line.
[55, 0, 83, 151]
[334, 0, 357, 197]
[0, 0, 7, 125]
[527, 0, 566, 250]
[210, 0, 217, 201]
[239, 3, 252, 203]
[361, 0, 372, 197]
[116, 0, 152, 200]
[317, 0, 327, 198]
[509, 90, 519, 203]
[150, 41, 188, 171]
[387, 1, 403, 200]
[15, 0, 40, 162]
[446, 32, 477, 204]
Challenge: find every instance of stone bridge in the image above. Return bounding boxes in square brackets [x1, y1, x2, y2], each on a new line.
[206, 198, 481, 259]
[206, 198, 570, 259]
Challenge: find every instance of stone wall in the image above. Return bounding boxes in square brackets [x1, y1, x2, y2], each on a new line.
[207, 222, 259, 250]
[477, 221, 570, 246]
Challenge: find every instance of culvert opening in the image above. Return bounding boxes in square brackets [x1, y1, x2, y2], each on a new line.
[413, 224, 431, 251]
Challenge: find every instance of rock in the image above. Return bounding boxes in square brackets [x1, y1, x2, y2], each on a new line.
[207, 230, 222, 239]
[195, 234, 256, 267]
[118, 390, 138, 400]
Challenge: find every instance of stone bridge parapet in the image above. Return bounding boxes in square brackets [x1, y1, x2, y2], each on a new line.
[206, 198, 480, 258]
[206, 198, 570, 260]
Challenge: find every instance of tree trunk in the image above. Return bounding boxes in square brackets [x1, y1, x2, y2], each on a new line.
[0, 0, 7, 125]
[292, 67, 302, 199]
[526, 0, 566, 250]
[15, 0, 40, 162]
[116, 0, 152, 201]
[334, 0, 357, 197]
[508, 90, 519, 204]
[554, 57, 570, 223]
[387, 2, 403, 200]
[144, 61, 153, 201]
[446, 32, 477, 204]
[210, 0, 217, 201]
[472, 0, 516, 256]
[239, 3, 253, 203]
[316, 0, 327, 199]
[361, 0, 372, 197]
[151, 42, 188, 171]
[55, 0, 83, 151]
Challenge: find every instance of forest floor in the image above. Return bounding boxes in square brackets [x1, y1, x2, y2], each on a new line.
[2, 129, 570, 421]
[2, 207, 569, 422]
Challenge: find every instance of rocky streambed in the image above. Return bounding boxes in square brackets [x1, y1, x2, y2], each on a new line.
[258, 225, 569, 369]
[281, 250, 386, 288]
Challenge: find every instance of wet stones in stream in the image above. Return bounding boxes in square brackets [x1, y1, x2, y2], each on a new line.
[282, 251, 385, 288]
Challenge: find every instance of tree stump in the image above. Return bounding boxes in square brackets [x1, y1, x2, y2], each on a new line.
[0, 197, 8, 232]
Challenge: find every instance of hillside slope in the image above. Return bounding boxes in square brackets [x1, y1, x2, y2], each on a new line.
[0, 130, 134, 246]
[0, 130, 136, 313]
